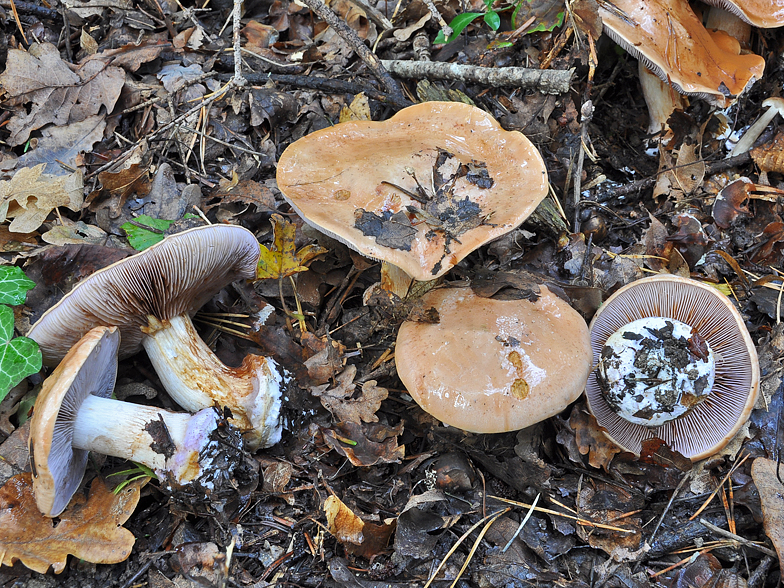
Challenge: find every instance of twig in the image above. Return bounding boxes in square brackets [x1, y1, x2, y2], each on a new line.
[648, 470, 691, 546]
[698, 518, 778, 557]
[296, 0, 407, 105]
[0, 0, 58, 19]
[380, 60, 574, 95]
[232, 0, 245, 85]
[748, 555, 776, 588]
[343, 0, 393, 30]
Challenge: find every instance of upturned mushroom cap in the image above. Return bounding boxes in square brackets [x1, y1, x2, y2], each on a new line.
[395, 286, 592, 433]
[701, 0, 784, 28]
[599, 0, 765, 105]
[276, 102, 548, 281]
[29, 326, 119, 517]
[28, 224, 260, 365]
[585, 274, 759, 460]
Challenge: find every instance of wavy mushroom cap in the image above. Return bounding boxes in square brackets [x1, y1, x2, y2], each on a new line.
[585, 274, 759, 460]
[276, 102, 548, 281]
[29, 326, 119, 517]
[599, 0, 765, 104]
[701, 0, 784, 27]
[395, 286, 592, 433]
[28, 225, 261, 365]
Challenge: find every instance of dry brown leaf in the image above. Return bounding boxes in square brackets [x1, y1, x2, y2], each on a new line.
[323, 494, 395, 559]
[311, 365, 388, 423]
[673, 143, 705, 195]
[0, 473, 144, 573]
[569, 405, 622, 471]
[321, 421, 405, 466]
[17, 115, 107, 175]
[339, 92, 371, 122]
[0, 43, 124, 146]
[751, 457, 784, 563]
[0, 165, 84, 233]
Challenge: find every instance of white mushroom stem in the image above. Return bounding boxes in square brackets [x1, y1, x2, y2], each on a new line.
[72, 396, 219, 484]
[638, 62, 687, 149]
[141, 314, 283, 451]
[705, 6, 751, 46]
[730, 97, 784, 156]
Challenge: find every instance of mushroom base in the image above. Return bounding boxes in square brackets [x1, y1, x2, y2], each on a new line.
[142, 314, 283, 450]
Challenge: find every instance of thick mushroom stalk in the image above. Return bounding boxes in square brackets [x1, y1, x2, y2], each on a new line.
[27, 225, 283, 451]
[29, 326, 247, 517]
[141, 315, 283, 450]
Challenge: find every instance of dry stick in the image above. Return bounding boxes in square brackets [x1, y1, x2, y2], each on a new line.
[698, 518, 778, 558]
[648, 470, 691, 546]
[296, 0, 407, 105]
[380, 60, 574, 95]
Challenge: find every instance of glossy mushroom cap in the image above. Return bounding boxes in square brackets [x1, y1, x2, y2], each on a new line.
[599, 0, 765, 105]
[28, 224, 260, 364]
[395, 286, 592, 433]
[30, 326, 120, 517]
[276, 102, 548, 281]
[701, 0, 784, 28]
[585, 274, 759, 460]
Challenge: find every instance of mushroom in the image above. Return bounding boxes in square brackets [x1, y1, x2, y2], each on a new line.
[599, 0, 765, 111]
[585, 274, 759, 460]
[730, 97, 784, 156]
[27, 224, 283, 450]
[701, 0, 784, 29]
[29, 326, 242, 517]
[276, 102, 548, 281]
[395, 286, 592, 433]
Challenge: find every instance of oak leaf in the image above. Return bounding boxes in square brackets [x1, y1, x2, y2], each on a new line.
[311, 365, 388, 423]
[0, 473, 144, 573]
[0, 165, 83, 233]
[256, 214, 327, 280]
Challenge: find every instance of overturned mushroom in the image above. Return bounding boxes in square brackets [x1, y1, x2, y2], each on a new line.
[585, 274, 759, 460]
[395, 286, 592, 432]
[29, 326, 244, 517]
[27, 225, 283, 450]
[702, 0, 784, 29]
[276, 102, 548, 281]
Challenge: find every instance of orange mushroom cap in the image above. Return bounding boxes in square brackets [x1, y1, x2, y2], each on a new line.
[585, 275, 759, 460]
[395, 286, 592, 433]
[701, 0, 784, 28]
[276, 102, 548, 281]
[599, 0, 765, 105]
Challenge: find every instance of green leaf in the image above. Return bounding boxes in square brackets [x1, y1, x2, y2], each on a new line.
[0, 306, 41, 402]
[484, 9, 501, 30]
[0, 266, 36, 306]
[434, 12, 482, 44]
[120, 215, 176, 251]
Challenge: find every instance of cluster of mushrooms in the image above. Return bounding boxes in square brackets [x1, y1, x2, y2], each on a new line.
[276, 102, 760, 460]
[27, 225, 284, 516]
[26, 100, 762, 517]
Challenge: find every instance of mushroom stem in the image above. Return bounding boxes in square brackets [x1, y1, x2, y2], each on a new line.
[730, 98, 784, 156]
[638, 62, 687, 149]
[141, 314, 283, 450]
[705, 6, 751, 46]
[72, 396, 219, 484]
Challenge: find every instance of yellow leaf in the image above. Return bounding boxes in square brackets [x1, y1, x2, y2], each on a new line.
[0, 473, 145, 573]
[256, 214, 327, 279]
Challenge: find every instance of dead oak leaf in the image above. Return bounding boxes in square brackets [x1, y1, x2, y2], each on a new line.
[323, 494, 395, 559]
[0, 165, 83, 233]
[0, 43, 124, 146]
[311, 365, 388, 423]
[569, 404, 622, 471]
[0, 473, 144, 573]
[256, 214, 327, 280]
[751, 457, 784, 563]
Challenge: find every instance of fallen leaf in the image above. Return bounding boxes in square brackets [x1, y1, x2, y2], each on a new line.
[17, 115, 107, 175]
[569, 405, 622, 471]
[0, 473, 144, 573]
[339, 92, 371, 122]
[311, 365, 388, 423]
[751, 457, 784, 563]
[256, 214, 327, 280]
[0, 305, 40, 401]
[321, 421, 405, 466]
[0, 165, 84, 233]
[323, 494, 394, 559]
[0, 43, 124, 146]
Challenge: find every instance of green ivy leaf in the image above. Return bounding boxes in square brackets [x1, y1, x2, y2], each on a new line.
[0, 305, 41, 403]
[120, 215, 176, 251]
[0, 266, 36, 306]
[434, 12, 483, 44]
[484, 9, 501, 30]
